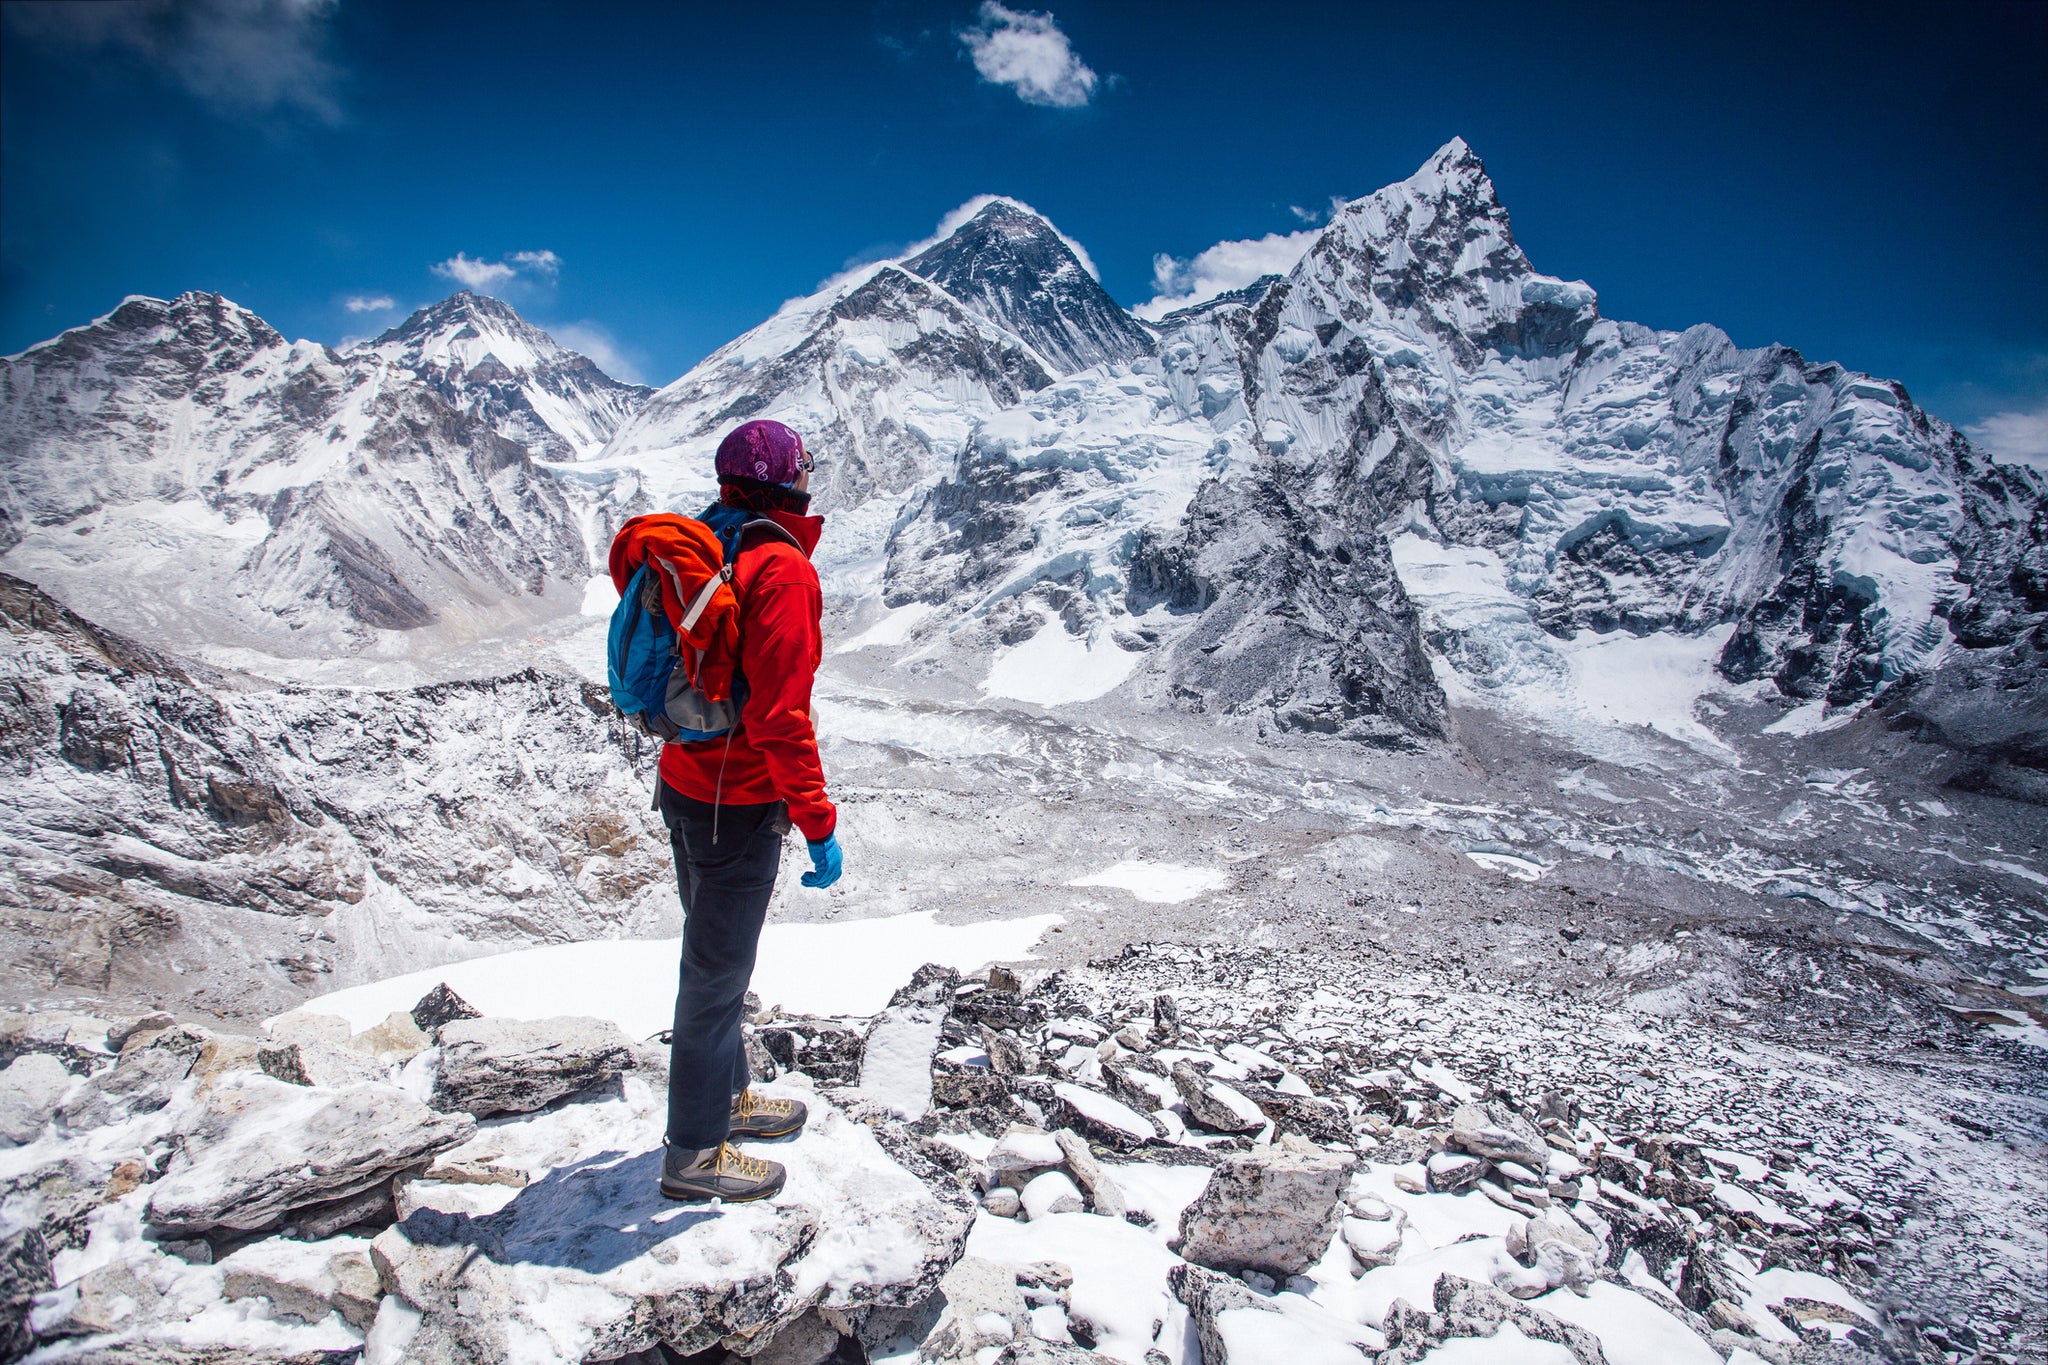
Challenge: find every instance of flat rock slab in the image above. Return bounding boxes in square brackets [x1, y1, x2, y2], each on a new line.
[145, 1074, 474, 1237]
[372, 1085, 971, 1365]
[1178, 1145, 1358, 1279]
[431, 1015, 637, 1118]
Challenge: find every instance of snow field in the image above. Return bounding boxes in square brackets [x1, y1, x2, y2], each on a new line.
[297, 909, 1063, 1037]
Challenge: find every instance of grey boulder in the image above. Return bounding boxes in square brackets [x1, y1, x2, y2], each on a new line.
[1170, 1262, 1374, 1364]
[145, 1074, 474, 1237]
[1448, 1101, 1550, 1170]
[0, 1054, 74, 1145]
[431, 1015, 637, 1118]
[1177, 1144, 1358, 1278]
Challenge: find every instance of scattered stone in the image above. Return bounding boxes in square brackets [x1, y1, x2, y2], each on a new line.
[1498, 1214, 1600, 1298]
[759, 1017, 867, 1085]
[286, 1180, 400, 1241]
[1425, 1150, 1481, 1193]
[1177, 1144, 1357, 1278]
[1429, 1274, 1607, 1365]
[890, 962, 962, 1008]
[989, 1126, 1065, 1181]
[0, 1053, 73, 1145]
[858, 998, 948, 1120]
[1028, 1080, 1160, 1149]
[1, 1227, 53, 1360]
[1233, 1081, 1350, 1144]
[431, 1016, 637, 1118]
[220, 1236, 381, 1329]
[1170, 1061, 1264, 1135]
[105, 1011, 177, 1053]
[1150, 994, 1180, 1044]
[1020, 1169, 1085, 1220]
[982, 1027, 1039, 1078]
[988, 966, 1022, 994]
[257, 1039, 392, 1090]
[1343, 1215, 1403, 1269]
[30, 1257, 164, 1339]
[411, 983, 483, 1035]
[1448, 1101, 1550, 1170]
[351, 1010, 430, 1061]
[983, 1186, 1022, 1218]
[266, 1011, 353, 1048]
[145, 1074, 473, 1237]
[1052, 1129, 1127, 1219]
[915, 1255, 1029, 1363]
[1169, 1261, 1379, 1365]
[736, 1308, 843, 1365]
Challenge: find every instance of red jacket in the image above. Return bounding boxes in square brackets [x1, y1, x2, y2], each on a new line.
[659, 508, 837, 842]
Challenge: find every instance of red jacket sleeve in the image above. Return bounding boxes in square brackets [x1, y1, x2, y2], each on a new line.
[737, 544, 837, 842]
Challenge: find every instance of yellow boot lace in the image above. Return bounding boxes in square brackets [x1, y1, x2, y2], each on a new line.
[732, 1090, 795, 1121]
[714, 1142, 775, 1180]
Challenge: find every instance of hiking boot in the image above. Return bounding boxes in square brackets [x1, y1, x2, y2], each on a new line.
[729, 1088, 808, 1140]
[660, 1141, 785, 1203]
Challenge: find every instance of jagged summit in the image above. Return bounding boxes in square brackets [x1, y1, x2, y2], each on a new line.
[368, 291, 560, 371]
[902, 199, 1154, 375]
[354, 291, 650, 460]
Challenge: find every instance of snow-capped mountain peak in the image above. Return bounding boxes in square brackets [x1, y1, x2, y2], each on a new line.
[362, 290, 565, 374]
[352, 292, 650, 461]
[901, 199, 1155, 375]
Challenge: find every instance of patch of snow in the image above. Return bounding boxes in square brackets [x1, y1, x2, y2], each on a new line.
[1535, 1281, 1722, 1365]
[1067, 862, 1227, 904]
[983, 618, 1143, 706]
[296, 910, 1062, 1037]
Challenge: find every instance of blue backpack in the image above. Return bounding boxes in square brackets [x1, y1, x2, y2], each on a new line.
[606, 505, 798, 744]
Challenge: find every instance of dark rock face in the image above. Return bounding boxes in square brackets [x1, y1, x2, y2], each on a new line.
[411, 983, 484, 1035]
[902, 201, 1155, 377]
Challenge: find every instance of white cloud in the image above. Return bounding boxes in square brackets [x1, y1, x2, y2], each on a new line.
[4, 0, 343, 121]
[549, 322, 647, 386]
[1965, 402, 2048, 470]
[1133, 228, 1321, 321]
[959, 2, 1097, 109]
[343, 294, 394, 313]
[431, 250, 559, 293]
[507, 249, 561, 280]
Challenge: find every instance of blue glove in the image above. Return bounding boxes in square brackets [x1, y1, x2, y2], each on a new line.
[801, 833, 843, 889]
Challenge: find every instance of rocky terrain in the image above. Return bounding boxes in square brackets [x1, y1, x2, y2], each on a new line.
[3, 949, 2033, 1364]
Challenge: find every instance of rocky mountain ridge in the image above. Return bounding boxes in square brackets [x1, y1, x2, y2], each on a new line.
[352, 291, 651, 461]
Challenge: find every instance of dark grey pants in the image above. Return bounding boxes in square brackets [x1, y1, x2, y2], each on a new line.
[657, 782, 789, 1150]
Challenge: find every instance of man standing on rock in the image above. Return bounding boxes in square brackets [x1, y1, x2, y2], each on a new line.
[656, 419, 843, 1203]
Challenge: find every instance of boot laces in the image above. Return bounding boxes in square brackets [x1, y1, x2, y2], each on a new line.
[716, 1142, 773, 1179]
[733, 1089, 793, 1120]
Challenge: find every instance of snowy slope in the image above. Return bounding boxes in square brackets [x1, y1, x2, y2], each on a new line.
[352, 291, 650, 460]
[0, 292, 589, 673]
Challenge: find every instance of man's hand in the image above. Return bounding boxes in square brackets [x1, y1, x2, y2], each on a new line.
[801, 833, 843, 889]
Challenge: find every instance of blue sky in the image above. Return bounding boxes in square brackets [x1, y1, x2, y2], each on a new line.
[3, 0, 2045, 457]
